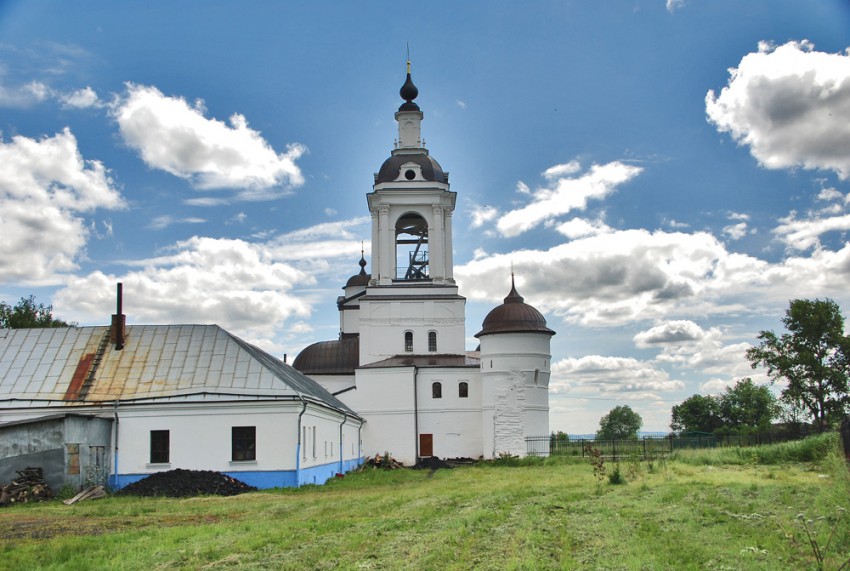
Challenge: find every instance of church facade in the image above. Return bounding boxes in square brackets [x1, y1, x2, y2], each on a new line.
[294, 65, 555, 465]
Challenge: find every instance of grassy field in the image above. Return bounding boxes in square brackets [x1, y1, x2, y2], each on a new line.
[1, 434, 848, 570]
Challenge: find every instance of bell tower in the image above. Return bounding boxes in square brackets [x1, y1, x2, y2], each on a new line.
[359, 62, 466, 366]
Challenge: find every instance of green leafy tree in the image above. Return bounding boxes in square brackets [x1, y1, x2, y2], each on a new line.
[0, 295, 71, 329]
[670, 394, 722, 433]
[718, 378, 778, 431]
[746, 298, 850, 432]
[596, 405, 642, 440]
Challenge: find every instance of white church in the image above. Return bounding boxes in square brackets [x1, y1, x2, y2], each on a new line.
[293, 64, 556, 465]
[0, 65, 555, 491]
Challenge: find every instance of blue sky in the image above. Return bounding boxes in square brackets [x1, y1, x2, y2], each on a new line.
[1, 1, 849, 432]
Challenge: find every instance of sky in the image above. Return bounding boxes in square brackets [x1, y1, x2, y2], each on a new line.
[1, 1, 849, 433]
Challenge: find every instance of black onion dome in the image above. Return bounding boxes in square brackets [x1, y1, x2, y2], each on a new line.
[475, 279, 555, 338]
[292, 336, 359, 375]
[376, 154, 447, 184]
[399, 70, 420, 111]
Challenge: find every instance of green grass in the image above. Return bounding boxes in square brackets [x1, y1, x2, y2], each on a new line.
[1, 435, 849, 570]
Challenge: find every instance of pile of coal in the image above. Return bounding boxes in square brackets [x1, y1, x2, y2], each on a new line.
[116, 469, 256, 498]
[413, 456, 453, 470]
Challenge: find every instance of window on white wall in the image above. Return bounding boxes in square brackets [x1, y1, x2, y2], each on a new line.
[405, 331, 414, 352]
[428, 331, 437, 352]
[432, 381, 442, 399]
[232, 426, 256, 461]
[302, 427, 307, 460]
[150, 430, 169, 464]
[312, 426, 317, 458]
[458, 381, 468, 398]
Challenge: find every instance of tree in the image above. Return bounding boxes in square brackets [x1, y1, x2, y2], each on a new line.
[746, 298, 850, 433]
[670, 394, 722, 433]
[596, 405, 642, 440]
[0, 295, 71, 329]
[718, 378, 778, 431]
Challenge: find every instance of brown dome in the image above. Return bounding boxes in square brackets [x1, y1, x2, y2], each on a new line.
[345, 253, 370, 288]
[475, 279, 555, 338]
[292, 336, 359, 375]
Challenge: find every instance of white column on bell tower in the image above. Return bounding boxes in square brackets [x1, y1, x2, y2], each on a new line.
[431, 204, 444, 281]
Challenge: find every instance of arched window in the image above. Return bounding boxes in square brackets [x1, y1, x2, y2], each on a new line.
[534, 369, 540, 386]
[396, 212, 429, 279]
[428, 331, 437, 352]
[458, 381, 468, 398]
[404, 331, 413, 352]
[432, 382, 442, 399]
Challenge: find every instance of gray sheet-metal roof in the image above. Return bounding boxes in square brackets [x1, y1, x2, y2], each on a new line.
[360, 353, 480, 369]
[0, 325, 358, 416]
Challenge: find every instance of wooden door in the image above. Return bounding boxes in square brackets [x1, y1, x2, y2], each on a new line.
[419, 433, 433, 457]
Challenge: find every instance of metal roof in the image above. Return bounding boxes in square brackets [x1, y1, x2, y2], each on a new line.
[0, 325, 358, 417]
[292, 336, 359, 375]
[360, 353, 480, 369]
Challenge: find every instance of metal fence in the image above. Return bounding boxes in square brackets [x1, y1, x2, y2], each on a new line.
[527, 431, 810, 460]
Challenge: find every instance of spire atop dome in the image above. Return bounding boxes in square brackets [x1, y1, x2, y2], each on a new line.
[399, 59, 420, 111]
[358, 242, 367, 276]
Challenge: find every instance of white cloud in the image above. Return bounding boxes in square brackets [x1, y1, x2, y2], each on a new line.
[817, 187, 843, 202]
[60, 86, 101, 109]
[633, 320, 705, 348]
[542, 160, 581, 180]
[774, 211, 850, 251]
[147, 215, 206, 230]
[469, 205, 498, 228]
[112, 83, 306, 198]
[54, 236, 313, 346]
[0, 80, 51, 107]
[706, 40, 850, 179]
[723, 222, 749, 240]
[551, 355, 684, 398]
[555, 217, 613, 239]
[0, 128, 125, 285]
[666, 0, 686, 12]
[456, 100, 467, 110]
[496, 161, 642, 237]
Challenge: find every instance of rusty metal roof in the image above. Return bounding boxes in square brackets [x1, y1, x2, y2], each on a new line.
[0, 325, 358, 416]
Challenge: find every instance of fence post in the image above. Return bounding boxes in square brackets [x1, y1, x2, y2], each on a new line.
[613, 438, 617, 461]
[581, 438, 585, 458]
[643, 438, 647, 459]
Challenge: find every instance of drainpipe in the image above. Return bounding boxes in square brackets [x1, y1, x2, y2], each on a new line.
[413, 366, 419, 461]
[295, 396, 308, 487]
[338, 413, 348, 475]
[112, 400, 120, 490]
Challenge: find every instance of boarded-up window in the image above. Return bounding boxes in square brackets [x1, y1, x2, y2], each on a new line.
[66, 443, 80, 475]
[150, 430, 170, 464]
[232, 426, 256, 461]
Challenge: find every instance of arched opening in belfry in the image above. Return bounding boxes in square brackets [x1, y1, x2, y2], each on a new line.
[395, 212, 428, 279]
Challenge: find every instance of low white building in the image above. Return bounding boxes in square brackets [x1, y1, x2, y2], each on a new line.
[0, 319, 363, 490]
[294, 64, 555, 465]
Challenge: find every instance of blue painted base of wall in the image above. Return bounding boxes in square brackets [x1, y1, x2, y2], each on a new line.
[109, 457, 364, 491]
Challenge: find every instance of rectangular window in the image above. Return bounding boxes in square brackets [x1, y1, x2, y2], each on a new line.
[459, 381, 469, 398]
[232, 426, 256, 461]
[302, 426, 308, 460]
[312, 426, 317, 458]
[150, 430, 170, 464]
